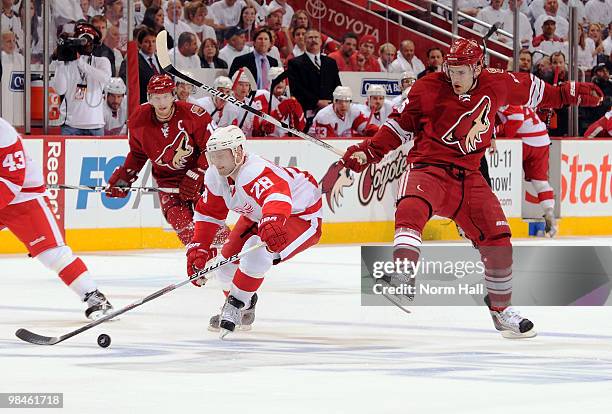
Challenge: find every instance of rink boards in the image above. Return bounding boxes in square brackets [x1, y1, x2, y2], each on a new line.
[1, 136, 611, 252]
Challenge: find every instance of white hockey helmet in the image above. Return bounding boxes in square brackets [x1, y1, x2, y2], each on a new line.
[214, 75, 233, 89]
[268, 66, 284, 82]
[366, 84, 386, 97]
[206, 125, 247, 153]
[400, 71, 416, 81]
[333, 86, 352, 102]
[105, 77, 126, 95]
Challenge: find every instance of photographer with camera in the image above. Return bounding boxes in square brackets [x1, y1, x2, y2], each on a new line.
[52, 21, 111, 136]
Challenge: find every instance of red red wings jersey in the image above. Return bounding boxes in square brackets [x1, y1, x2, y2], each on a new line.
[497, 105, 550, 147]
[125, 101, 213, 186]
[0, 117, 45, 210]
[309, 105, 370, 138]
[355, 101, 395, 127]
[379, 70, 562, 170]
[194, 154, 322, 225]
[584, 109, 612, 138]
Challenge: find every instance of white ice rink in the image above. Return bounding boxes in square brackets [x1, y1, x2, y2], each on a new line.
[1, 239, 612, 413]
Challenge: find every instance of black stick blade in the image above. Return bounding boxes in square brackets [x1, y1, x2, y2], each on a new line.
[15, 329, 61, 345]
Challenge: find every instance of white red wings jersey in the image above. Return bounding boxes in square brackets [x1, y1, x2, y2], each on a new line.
[584, 109, 612, 138]
[0, 117, 46, 210]
[308, 104, 369, 138]
[103, 100, 127, 136]
[497, 105, 551, 147]
[231, 90, 269, 136]
[194, 96, 241, 128]
[355, 100, 395, 127]
[194, 153, 322, 226]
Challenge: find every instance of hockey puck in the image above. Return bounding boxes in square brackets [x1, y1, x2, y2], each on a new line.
[97, 334, 111, 348]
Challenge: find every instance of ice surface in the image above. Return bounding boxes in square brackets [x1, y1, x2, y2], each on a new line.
[1, 238, 611, 413]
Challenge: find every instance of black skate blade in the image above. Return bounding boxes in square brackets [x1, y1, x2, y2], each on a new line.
[15, 329, 62, 345]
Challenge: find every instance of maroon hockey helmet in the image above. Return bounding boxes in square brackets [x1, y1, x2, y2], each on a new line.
[147, 74, 176, 95]
[74, 22, 102, 46]
[445, 38, 484, 66]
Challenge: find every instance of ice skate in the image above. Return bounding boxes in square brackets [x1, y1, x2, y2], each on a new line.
[219, 295, 246, 339]
[543, 208, 557, 238]
[84, 290, 114, 320]
[484, 295, 536, 339]
[208, 293, 258, 332]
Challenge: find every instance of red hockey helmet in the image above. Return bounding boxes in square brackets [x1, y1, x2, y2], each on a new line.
[74, 22, 102, 46]
[147, 74, 176, 95]
[445, 38, 484, 67]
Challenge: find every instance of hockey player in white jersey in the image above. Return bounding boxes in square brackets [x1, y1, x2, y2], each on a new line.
[390, 71, 416, 110]
[309, 86, 378, 138]
[194, 76, 240, 127]
[230, 68, 266, 136]
[356, 84, 395, 127]
[103, 77, 127, 135]
[497, 105, 557, 236]
[0, 117, 113, 319]
[186, 125, 322, 338]
[175, 71, 199, 104]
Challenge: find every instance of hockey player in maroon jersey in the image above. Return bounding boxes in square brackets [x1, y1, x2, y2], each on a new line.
[0, 117, 112, 320]
[342, 38, 603, 339]
[106, 74, 222, 245]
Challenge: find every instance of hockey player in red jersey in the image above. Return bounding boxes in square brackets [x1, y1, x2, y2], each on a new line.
[186, 125, 322, 338]
[0, 117, 113, 319]
[106, 74, 219, 245]
[498, 105, 557, 236]
[342, 38, 603, 339]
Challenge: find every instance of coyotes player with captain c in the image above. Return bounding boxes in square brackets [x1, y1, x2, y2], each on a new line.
[343, 38, 603, 339]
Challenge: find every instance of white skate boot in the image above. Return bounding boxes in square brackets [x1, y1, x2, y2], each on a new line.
[543, 208, 557, 238]
[208, 293, 258, 332]
[485, 295, 536, 339]
[84, 290, 113, 320]
[218, 294, 258, 339]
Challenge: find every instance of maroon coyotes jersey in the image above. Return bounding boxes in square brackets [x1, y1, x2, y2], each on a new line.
[125, 101, 213, 186]
[385, 70, 562, 171]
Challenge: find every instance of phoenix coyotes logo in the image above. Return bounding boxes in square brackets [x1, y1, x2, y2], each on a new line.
[441, 96, 491, 155]
[155, 120, 194, 170]
[319, 161, 354, 213]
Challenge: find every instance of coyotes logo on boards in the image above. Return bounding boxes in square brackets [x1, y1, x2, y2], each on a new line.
[441, 95, 492, 155]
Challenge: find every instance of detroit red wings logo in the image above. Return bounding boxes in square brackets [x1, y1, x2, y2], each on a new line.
[441, 96, 491, 155]
[154, 120, 194, 170]
[319, 161, 354, 213]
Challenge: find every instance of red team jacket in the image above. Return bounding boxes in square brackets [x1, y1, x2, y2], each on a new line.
[124, 101, 214, 186]
[362, 70, 572, 171]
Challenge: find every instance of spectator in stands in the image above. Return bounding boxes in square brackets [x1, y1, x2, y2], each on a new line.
[184, 1, 216, 43]
[497, 0, 533, 49]
[391, 71, 416, 108]
[91, 15, 117, 76]
[439, 0, 488, 18]
[265, 4, 291, 59]
[603, 23, 612, 56]
[378, 43, 397, 73]
[18, 0, 42, 63]
[587, 23, 606, 60]
[103, 24, 124, 76]
[557, 0, 586, 25]
[119, 27, 163, 104]
[1, 31, 23, 69]
[476, 0, 505, 35]
[142, 5, 165, 34]
[351, 35, 380, 72]
[91, 0, 105, 16]
[288, 26, 306, 58]
[104, 0, 127, 52]
[518, 49, 533, 72]
[218, 26, 252, 69]
[328, 32, 358, 71]
[198, 37, 228, 68]
[229, 27, 280, 89]
[175, 74, 198, 104]
[289, 9, 336, 55]
[534, 0, 569, 39]
[169, 32, 201, 70]
[52, 22, 111, 136]
[268, 0, 294, 28]
[533, 55, 552, 79]
[418, 47, 444, 78]
[164, 0, 193, 43]
[238, 5, 258, 43]
[577, 24, 598, 70]
[288, 29, 341, 129]
[80, 0, 92, 20]
[209, 0, 246, 30]
[1, 0, 23, 52]
[389, 39, 425, 75]
[585, 0, 612, 28]
[531, 16, 567, 57]
[103, 77, 127, 135]
[548, 51, 569, 136]
[53, 0, 84, 29]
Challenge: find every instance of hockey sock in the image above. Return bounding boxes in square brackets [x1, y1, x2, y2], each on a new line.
[531, 180, 554, 211]
[230, 270, 264, 307]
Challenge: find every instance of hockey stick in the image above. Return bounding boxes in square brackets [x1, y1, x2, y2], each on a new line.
[48, 184, 179, 194]
[155, 31, 345, 158]
[482, 22, 501, 66]
[15, 242, 266, 346]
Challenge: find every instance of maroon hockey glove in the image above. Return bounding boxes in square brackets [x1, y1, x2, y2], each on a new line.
[560, 82, 604, 107]
[179, 168, 205, 201]
[106, 166, 138, 198]
[258, 214, 288, 253]
[341, 144, 378, 173]
[186, 242, 216, 286]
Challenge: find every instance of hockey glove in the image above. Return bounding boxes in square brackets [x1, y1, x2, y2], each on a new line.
[258, 214, 288, 253]
[186, 242, 216, 287]
[179, 168, 205, 201]
[106, 166, 138, 198]
[341, 144, 378, 173]
[560, 82, 603, 107]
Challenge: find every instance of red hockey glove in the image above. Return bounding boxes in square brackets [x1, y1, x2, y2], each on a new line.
[106, 166, 138, 198]
[560, 82, 604, 107]
[186, 242, 216, 286]
[260, 119, 276, 135]
[341, 144, 378, 173]
[179, 168, 205, 201]
[258, 214, 288, 252]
